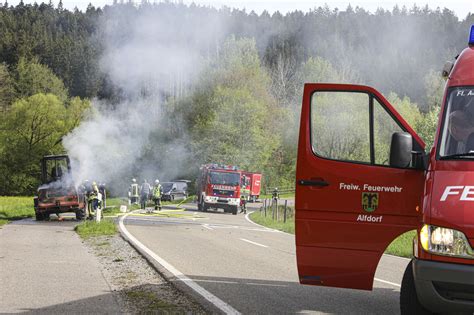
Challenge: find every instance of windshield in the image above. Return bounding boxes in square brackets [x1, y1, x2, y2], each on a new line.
[162, 183, 174, 192]
[209, 171, 240, 186]
[439, 87, 474, 158]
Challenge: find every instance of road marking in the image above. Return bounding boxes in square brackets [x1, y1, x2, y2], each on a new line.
[244, 211, 290, 235]
[119, 211, 240, 315]
[240, 238, 268, 248]
[246, 282, 287, 287]
[374, 278, 401, 288]
[193, 279, 238, 284]
[202, 224, 214, 230]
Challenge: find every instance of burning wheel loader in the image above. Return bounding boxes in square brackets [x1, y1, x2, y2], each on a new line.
[33, 155, 86, 220]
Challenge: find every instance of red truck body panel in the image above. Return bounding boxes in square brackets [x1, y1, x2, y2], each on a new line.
[242, 172, 262, 198]
[295, 44, 474, 294]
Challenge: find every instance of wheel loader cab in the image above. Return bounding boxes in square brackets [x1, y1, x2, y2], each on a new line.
[41, 155, 71, 184]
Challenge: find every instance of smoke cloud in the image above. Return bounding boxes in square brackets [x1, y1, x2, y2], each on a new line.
[63, 4, 227, 195]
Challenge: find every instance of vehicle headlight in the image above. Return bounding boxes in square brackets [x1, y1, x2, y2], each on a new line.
[420, 224, 474, 259]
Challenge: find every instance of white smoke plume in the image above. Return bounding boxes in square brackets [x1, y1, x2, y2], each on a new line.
[63, 3, 227, 195]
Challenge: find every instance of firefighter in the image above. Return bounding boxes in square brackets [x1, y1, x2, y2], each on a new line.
[448, 110, 474, 152]
[129, 178, 139, 205]
[140, 179, 151, 211]
[152, 179, 162, 212]
[240, 195, 247, 214]
[88, 181, 100, 219]
[272, 187, 280, 201]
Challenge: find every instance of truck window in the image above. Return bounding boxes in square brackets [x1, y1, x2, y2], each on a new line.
[373, 99, 405, 165]
[209, 171, 240, 186]
[439, 87, 474, 157]
[311, 91, 407, 167]
[311, 91, 371, 163]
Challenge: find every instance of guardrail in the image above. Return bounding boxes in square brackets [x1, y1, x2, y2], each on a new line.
[263, 186, 295, 195]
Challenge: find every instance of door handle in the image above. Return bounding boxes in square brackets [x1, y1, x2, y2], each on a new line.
[298, 179, 329, 187]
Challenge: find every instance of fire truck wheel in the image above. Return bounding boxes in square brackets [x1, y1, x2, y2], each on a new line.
[400, 260, 430, 315]
[232, 206, 238, 215]
[76, 209, 86, 220]
[35, 212, 44, 221]
[200, 200, 208, 212]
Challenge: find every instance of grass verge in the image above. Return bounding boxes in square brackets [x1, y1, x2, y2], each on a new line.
[0, 196, 35, 226]
[75, 219, 117, 238]
[249, 209, 294, 234]
[249, 209, 415, 258]
[385, 230, 416, 258]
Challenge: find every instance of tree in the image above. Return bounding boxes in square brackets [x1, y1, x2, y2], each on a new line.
[0, 62, 14, 111]
[14, 57, 68, 101]
[0, 93, 67, 194]
[184, 37, 280, 177]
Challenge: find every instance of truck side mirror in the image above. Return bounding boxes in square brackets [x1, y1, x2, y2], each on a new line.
[390, 132, 412, 168]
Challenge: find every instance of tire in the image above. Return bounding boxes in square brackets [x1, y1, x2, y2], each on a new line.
[75, 208, 86, 220]
[197, 198, 202, 211]
[232, 206, 238, 215]
[400, 260, 431, 315]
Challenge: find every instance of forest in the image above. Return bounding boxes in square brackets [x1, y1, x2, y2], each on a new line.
[0, 1, 473, 195]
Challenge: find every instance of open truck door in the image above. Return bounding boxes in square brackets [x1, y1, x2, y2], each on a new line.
[296, 84, 426, 290]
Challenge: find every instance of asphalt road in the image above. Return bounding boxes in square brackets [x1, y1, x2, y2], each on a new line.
[0, 218, 121, 314]
[123, 203, 410, 314]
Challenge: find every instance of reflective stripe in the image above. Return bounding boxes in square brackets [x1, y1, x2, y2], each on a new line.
[131, 184, 139, 196]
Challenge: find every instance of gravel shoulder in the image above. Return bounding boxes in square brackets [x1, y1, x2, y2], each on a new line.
[83, 233, 208, 314]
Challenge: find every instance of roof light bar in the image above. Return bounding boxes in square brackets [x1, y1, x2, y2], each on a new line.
[469, 24, 474, 46]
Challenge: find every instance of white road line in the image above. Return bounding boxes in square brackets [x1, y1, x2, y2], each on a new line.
[244, 211, 291, 235]
[246, 282, 287, 287]
[202, 224, 214, 230]
[193, 279, 238, 284]
[374, 278, 401, 288]
[119, 211, 240, 315]
[239, 238, 268, 248]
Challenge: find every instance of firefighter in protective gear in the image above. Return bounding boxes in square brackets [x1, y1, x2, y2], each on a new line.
[152, 179, 162, 211]
[129, 178, 139, 205]
[272, 187, 280, 201]
[88, 181, 100, 219]
[140, 179, 151, 211]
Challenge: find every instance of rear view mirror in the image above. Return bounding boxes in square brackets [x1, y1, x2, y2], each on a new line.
[390, 132, 412, 168]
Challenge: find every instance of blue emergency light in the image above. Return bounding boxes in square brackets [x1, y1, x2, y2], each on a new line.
[470, 25, 474, 46]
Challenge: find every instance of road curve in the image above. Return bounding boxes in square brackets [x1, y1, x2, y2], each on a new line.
[121, 204, 409, 314]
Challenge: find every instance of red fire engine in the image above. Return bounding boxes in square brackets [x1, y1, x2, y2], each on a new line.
[196, 164, 241, 215]
[240, 172, 262, 202]
[295, 26, 474, 313]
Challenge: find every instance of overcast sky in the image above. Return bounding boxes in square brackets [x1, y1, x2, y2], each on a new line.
[6, 0, 474, 19]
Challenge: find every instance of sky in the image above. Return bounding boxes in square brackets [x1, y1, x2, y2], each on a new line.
[6, 0, 474, 19]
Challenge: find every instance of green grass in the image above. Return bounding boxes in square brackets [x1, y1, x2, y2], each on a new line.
[250, 208, 415, 258]
[385, 230, 416, 258]
[75, 219, 117, 238]
[249, 208, 295, 234]
[259, 193, 294, 199]
[125, 290, 176, 312]
[0, 196, 35, 226]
